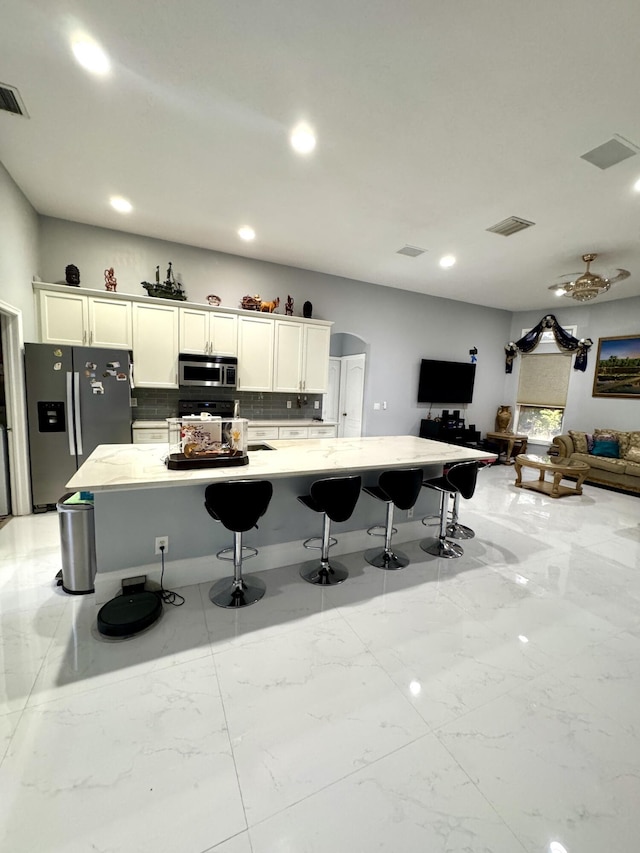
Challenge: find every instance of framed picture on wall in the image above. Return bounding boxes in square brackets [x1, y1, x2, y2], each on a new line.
[592, 335, 640, 398]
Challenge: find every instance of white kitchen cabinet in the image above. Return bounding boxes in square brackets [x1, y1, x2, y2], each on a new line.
[179, 307, 237, 356]
[132, 302, 179, 388]
[302, 324, 331, 392]
[38, 289, 132, 349]
[308, 425, 337, 438]
[278, 425, 309, 439]
[247, 426, 279, 442]
[237, 315, 274, 391]
[273, 320, 331, 393]
[88, 297, 132, 348]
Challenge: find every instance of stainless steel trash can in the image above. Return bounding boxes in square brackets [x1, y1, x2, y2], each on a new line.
[57, 492, 97, 594]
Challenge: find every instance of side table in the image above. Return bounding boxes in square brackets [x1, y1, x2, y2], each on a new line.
[485, 431, 528, 464]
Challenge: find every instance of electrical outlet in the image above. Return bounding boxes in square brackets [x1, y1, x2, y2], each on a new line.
[407, 508, 414, 519]
[314, 400, 320, 409]
[373, 402, 380, 410]
[154, 536, 169, 555]
[130, 397, 138, 407]
[287, 400, 292, 409]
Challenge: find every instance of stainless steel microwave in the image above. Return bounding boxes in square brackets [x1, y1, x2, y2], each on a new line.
[178, 354, 237, 387]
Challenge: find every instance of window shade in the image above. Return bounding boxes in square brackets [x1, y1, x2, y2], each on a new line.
[516, 353, 571, 407]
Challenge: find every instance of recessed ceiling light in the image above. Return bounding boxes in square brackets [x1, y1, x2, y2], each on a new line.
[72, 37, 110, 75]
[238, 226, 256, 241]
[439, 255, 456, 268]
[290, 123, 317, 155]
[634, 178, 640, 192]
[110, 196, 132, 214]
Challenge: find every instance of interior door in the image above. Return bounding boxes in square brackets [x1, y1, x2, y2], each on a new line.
[339, 353, 365, 437]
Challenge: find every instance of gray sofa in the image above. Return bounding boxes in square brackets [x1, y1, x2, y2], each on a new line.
[552, 429, 640, 494]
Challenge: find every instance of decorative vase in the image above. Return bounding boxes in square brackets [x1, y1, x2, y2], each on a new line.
[495, 405, 512, 433]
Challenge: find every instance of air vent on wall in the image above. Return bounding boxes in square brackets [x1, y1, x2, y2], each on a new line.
[580, 135, 638, 170]
[396, 245, 426, 257]
[0, 82, 28, 117]
[486, 216, 535, 237]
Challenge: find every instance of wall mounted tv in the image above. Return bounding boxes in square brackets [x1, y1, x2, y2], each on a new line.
[417, 359, 476, 404]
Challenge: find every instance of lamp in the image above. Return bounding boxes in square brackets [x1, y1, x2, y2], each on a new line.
[548, 253, 630, 302]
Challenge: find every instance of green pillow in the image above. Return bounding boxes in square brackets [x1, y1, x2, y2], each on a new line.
[591, 439, 619, 458]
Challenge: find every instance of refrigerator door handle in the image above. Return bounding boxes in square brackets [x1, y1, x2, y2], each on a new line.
[73, 371, 83, 456]
[66, 372, 75, 456]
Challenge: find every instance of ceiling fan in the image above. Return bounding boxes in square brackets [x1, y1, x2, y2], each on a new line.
[548, 253, 630, 302]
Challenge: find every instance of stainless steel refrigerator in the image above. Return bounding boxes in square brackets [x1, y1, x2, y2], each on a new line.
[25, 343, 132, 509]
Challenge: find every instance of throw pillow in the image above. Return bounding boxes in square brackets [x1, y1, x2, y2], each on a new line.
[625, 446, 640, 463]
[594, 428, 630, 457]
[586, 432, 595, 452]
[568, 430, 588, 454]
[591, 439, 620, 458]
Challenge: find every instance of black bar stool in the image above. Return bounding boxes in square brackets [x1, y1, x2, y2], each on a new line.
[420, 461, 479, 558]
[446, 489, 475, 540]
[204, 479, 273, 608]
[297, 475, 361, 585]
[363, 467, 423, 570]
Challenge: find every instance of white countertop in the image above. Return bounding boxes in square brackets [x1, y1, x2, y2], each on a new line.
[66, 436, 495, 492]
[132, 418, 338, 429]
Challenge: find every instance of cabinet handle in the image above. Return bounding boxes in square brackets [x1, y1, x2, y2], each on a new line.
[83, 331, 87, 345]
[89, 330, 93, 345]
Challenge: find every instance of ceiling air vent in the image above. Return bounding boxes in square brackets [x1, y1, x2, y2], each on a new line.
[396, 245, 426, 257]
[0, 82, 28, 117]
[580, 135, 638, 170]
[486, 216, 535, 237]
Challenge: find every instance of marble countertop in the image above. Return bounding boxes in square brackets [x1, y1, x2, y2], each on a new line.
[132, 418, 338, 429]
[66, 436, 496, 492]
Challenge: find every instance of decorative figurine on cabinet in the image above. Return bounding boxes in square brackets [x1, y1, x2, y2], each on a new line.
[303, 300, 312, 318]
[104, 267, 117, 291]
[241, 294, 261, 310]
[285, 295, 294, 315]
[140, 261, 187, 300]
[65, 264, 80, 286]
[260, 297, 280, 313]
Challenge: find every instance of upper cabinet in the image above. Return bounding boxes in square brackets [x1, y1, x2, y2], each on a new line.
[38, 289, 132, 349]
[132, 302, 179, 388]
[34, 283, 332, 392]
[237, 314, 274, 391]
[179, 307, 237, 356]
[273, 320, 331, 393]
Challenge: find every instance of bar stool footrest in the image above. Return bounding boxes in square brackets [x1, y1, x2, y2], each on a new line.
[366, 524, 398, 538]
[216, 545, 258, 562]
[303, 536, 337, 552]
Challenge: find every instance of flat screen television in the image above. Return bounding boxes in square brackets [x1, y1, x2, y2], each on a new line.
[417, 359, 476, 404]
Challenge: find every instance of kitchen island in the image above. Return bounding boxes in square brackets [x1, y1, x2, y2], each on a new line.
[66, 436, 495, 602]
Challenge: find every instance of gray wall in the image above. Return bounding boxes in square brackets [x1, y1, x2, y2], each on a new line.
[509, 299, 640, 434]
[38, 216, 512, 437]
[0, 161, 39, 338]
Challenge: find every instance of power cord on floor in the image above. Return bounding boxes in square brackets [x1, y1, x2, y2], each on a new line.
[157, 545, 185, 606]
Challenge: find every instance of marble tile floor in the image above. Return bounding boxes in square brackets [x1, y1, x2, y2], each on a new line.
[0, 464, 639, 852]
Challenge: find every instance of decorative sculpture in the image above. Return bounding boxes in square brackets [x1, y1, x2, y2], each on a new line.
[285, 295, 294, 315]
[260, 297, 280, 313]
[65, 264, 80, 286]
[303, 300, 312, 318]
[104, 267, 117, 291]
[140, 261, 187, 301]
[241, 295, 261, 310]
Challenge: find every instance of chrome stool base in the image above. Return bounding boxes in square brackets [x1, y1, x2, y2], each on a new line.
[446, 522, 475, 540]
[365, 547, 409, 570]
[300, 560, 348, 586]
[209, 575, 266, 608]
[420, 537, 464, 559]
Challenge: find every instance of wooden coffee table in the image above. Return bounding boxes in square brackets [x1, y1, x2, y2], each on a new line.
[514, 454, 590, 498]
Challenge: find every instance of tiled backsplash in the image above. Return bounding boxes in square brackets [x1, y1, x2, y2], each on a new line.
[133, 387, 325, 421]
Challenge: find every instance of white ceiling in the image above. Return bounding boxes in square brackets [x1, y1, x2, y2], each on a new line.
[2, 0, 640, 312]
